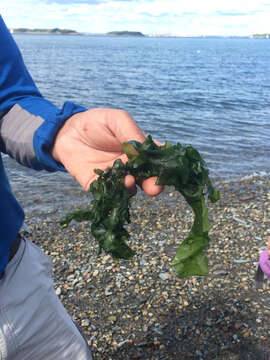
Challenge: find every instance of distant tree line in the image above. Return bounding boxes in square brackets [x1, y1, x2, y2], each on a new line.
[252, 34, 270, 39]
[13, 28, 79, 34]
[107, 31, 145, 37]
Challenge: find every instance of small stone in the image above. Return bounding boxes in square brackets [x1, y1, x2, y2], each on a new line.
[81, 319, 89, 327]
[139, 298, 147, 305]
[55, 287, 61, 296]
[108, 315, 117, 323]
[239, 194, 255, 202]
[213, 269, 228, 276]
[105, 286, 113, 296]
[93, 270, 99, 277]
[195, 350, 203, 357]
[143, 325, 148, 332]
[162, 292, 169, 299]
[242, 329, 251, 338]
[234, 321, 242, 330]
[69, 219, 79, 227]
[159, 272, 170, 280]
[72, 279, 79, 286]
[153, 327, 163, 335]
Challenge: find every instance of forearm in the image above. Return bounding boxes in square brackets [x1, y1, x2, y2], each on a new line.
[0, 104, 43, 168]
[0, 101, 86, 172]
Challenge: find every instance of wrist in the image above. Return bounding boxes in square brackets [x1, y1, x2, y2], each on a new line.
[51, 115, 75, 165]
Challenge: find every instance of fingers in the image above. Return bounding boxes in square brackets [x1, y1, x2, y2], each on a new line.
[124, 174, 137, 195]
[141, 177, 164, 196]
[124, 174, 135, 188]
[124, 174, 163, 197]
[65, 109, 164, 197]
[154, 139, 164, 146]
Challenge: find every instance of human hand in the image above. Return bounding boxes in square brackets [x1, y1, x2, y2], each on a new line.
[52, 108, 164, 195]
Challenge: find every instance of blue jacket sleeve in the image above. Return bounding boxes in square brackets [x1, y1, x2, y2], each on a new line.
[0, 15, 86, 172]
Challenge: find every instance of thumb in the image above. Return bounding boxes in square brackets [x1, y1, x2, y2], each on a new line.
[108, 110, 146, 144]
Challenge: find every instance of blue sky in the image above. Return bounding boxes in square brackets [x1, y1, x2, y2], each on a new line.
[1, 0, 270, 35]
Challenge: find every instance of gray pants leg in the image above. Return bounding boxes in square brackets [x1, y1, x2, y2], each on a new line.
[0, 239, 92, 360]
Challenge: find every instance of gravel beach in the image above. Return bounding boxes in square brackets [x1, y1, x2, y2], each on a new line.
[22, 174, 270, 360]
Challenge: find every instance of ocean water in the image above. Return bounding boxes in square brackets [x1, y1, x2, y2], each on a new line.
[3, 34, 270, 216]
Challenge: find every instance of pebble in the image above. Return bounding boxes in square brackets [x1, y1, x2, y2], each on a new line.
[195, 350, 203, 357]
[105, 286, 113, 296]
[81, 319, 89, 327]
[92, 270, 99, 277]
[213, 269, 228, 276]
[153, 327, 164, 335]
[55, 287, 61, 296]
[159, 272, 170, 280]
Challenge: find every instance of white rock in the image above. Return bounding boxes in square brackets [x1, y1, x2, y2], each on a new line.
[55, 287, 61, 296]
[81, 319, 89, 327]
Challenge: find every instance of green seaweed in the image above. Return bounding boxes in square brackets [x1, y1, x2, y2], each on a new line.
[61, 136, 220, 278]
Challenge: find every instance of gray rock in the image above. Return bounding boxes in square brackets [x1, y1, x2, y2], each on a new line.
[159, 273, 169, 280]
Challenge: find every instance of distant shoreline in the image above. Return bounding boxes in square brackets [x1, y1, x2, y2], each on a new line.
[10, 28, 270, 39]
[107, 31, 145, 37]
[10, 28, 80, 35]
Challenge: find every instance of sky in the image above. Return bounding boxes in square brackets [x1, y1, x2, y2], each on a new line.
[1, 0, 270, 36]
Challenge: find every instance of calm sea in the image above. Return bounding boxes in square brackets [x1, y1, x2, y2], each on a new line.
[3, 34, 270, 216]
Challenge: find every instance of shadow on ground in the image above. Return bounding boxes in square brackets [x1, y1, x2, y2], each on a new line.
[109, 295, 269, 360]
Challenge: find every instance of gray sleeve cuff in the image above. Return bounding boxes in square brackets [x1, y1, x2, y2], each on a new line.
[0, 104, 44, 167]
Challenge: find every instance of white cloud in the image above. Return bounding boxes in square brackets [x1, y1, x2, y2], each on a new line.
[1, 0, 270, 35]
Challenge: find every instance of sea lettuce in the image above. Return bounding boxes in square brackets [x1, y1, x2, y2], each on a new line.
[61, 136, 220, 278]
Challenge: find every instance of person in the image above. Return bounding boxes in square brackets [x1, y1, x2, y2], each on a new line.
[255, 236, 270, 288]
[0, 15, 163, 360]
[259, 237, 270, 279]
